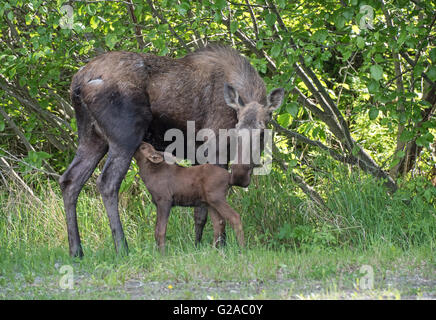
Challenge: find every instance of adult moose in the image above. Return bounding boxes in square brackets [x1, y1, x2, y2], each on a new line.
[59, 45, 284, 257]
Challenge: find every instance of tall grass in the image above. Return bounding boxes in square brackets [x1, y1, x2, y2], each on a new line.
[1, 165, 434, 256]
[1, 167, 435, 299]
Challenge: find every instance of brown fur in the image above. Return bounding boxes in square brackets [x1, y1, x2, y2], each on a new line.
[60, 45, 283, 257]
[72, 45, 280, 150]
[134, 142, 244, 252]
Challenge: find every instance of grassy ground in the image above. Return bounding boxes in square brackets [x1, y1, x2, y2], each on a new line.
[1, 244, 435, 299]
[1, 166, 435, 299]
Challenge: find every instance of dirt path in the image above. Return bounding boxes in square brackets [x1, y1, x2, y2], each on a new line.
[2, 272, 435, 299]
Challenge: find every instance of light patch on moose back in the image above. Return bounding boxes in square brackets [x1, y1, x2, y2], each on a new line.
[88, 78, 104, 85]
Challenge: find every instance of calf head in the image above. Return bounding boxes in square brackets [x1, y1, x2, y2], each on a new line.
[134, 142, 164, 164]
[230, 164, 253, 187]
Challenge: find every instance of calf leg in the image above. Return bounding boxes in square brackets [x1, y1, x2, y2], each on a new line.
[194, 165, 228, 246]
[194, 206, 207, 246]
[59, 130, 108, 258]
[209, 200, 244, 248]
[154, 201, 172, 253]
[208, 207, 226, 248]
[194, 207, 227, 247]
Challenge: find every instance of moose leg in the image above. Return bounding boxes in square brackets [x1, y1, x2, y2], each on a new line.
[96, 147, 138, 256]
[88, 90, 151, 255]
[59, 132, 108, 258]
[208, 207, 226, 248]
[154, 201, 172, 253]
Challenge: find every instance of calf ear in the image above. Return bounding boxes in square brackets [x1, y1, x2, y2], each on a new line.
[224, 83, 244, 111]
[266, 88, 285, 112]
[146, 151, 164, 164]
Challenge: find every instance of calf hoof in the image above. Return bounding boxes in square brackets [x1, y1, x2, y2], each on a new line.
[215, 232, 227, 248]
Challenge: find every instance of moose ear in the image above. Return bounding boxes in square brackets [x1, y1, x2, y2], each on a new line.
[266, 88, 285, 112]
[146, 151, 164, 164]
[224, 83, 244, 111]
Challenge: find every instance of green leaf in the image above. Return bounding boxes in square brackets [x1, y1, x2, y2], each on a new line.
[214, 0, 226, 9]
[304, 55, 312, 66]
[370, 65, 383, 81]
[230, 21, 238, 33]
[90, 16, 99, 29]
[177, 2, 190, 16]
[286, 102, 299, 117]
[399, 130, 415, 142]
[0, 119, 5, 132]
[333, 14, 346, 30]
[397, 30, 407, 47]
[7, 11, 14, 21]
[369, 108, 379, 120]
[427, 66, 436, 82]
[413, 63, 425, 78]
[288, 159, 298, 167]
[395, 150, 405, 159]
[343, 8, 354, 20]
[36, 151, 52, 159]
[367, 79, 380, 93]
[270, 44, 281, 58]
[424, 132, 434, 142]
[416, 136, 428, 147]
[87, 4, 97, 16]
[389, 157, 400, 169]
[430, 48, 436, 63]
[356, 36, 365, 49]
[105, 34, 118, 49]
[277, 113, 290, 127]
[213, 12, 222, 23]
[312, 30, 328, 43]
[423, 189, 433, 202]
[265, 13, 276, 27]
[25, 13, 32, 25]
[277, 0, 286, 9]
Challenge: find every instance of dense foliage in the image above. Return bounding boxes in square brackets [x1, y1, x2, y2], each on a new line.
[0, 0, 435, 204]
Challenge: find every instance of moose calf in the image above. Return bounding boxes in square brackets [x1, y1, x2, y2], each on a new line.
[134, 142, 244, 252]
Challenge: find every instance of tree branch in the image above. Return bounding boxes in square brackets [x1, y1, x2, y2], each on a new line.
[271, 120, 353, 164]
[272, 142, 329, 210]
[381, 0, 406, 177]
[126, 0, 146, 50]
[244, 0, 259, 40]
[0, 157, 43, 205]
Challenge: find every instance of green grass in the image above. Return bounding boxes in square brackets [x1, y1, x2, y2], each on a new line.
[1, 243, 435, 299]
[0, 167, 435, 299]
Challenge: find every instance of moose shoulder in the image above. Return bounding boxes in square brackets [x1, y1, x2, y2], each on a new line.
[59, 45, 284, 257]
